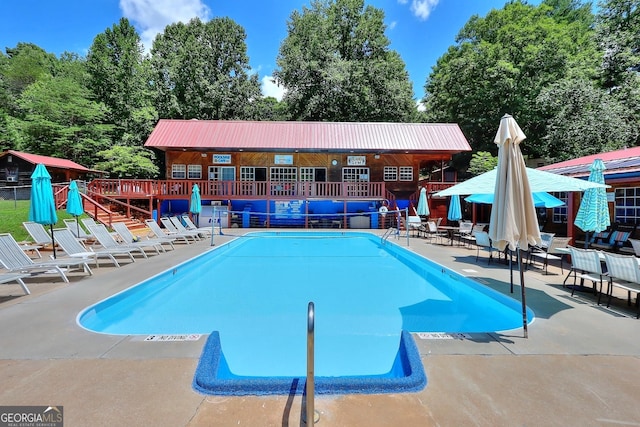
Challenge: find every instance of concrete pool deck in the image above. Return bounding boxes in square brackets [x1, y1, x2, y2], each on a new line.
[0, 230, 639, 426]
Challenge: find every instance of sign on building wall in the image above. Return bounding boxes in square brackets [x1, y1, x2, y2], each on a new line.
[274, 155, 294, 165]
[347, 156, 366, 166]
[212, 154, 232, 164]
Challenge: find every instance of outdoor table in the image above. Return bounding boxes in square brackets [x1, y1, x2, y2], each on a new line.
[437, 225, 459, 245]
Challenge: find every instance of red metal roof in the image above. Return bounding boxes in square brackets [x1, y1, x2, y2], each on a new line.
[144, 119, 472, 153]
[539, 146, 640, 177]
[3, 150, 90, 172]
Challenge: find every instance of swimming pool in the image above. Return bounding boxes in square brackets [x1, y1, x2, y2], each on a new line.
[78, 231, 533, 394]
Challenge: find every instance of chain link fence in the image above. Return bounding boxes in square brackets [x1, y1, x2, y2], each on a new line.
[0, 185, 31, 204]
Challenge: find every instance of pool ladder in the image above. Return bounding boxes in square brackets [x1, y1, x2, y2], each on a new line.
[305, 301, 319, 425]
[381, 227, 397, 244]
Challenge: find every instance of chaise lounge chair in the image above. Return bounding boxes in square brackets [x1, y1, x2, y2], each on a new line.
[52, 228, 135, 268]
[145, 219, 192, 245]
[160, 217, 200, 242]
[63, 218, 94, 241]
[180, 214, 213, 237]
[0, 272, 31, 295]
[87, 224, 152, 259]
[111, 222, 174, 252]
[0, 233, 93, 283]
[169, 216, 206, 239]
[22, 221, 54, 247]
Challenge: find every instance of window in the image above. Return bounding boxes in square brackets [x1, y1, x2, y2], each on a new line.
[551, 192, 568, 224]
[208, 166, 235, 181]
[615, 187, 640, 223]
[383, 166, 397, 181]
[171, 164, 186, 179]
[300, 167, 327, 182]
[187, 164, 202, 179]
[270, 167, 297, 182]
[399, 166, 413, 181]
[342, 167, 369, 182]
[240, 166, 255, 181]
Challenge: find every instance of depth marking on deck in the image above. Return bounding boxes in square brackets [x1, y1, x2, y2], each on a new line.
[416, 333, 472, 340]
[461, 269, 478, 273]
[144, 334, 202, 342]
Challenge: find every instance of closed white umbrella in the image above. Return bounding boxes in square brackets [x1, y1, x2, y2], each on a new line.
[488, 114, 540, 338]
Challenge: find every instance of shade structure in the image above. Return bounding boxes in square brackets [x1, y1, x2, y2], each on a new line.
[465, 192, 565, 208]
[574, 159, 610, 246]
[66, 180, 84, 239]
[434, 167, 608, 196]
[29, 164, 58, 258]
[190, 184, 202, 226]
[416, 187, 429, 216]
[447, 195, 462, 221]
[488, 115, 540, 339]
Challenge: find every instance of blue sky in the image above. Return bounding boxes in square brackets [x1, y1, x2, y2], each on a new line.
[0, 0, 540, 101]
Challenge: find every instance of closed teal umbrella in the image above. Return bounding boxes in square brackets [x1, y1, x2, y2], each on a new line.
[29, 164, 58, 258]
[190, 184, 202, 226]
[416, 187, 429, 216]
[66, 180, 84, 238]
[447, 195, 462, 222]
[574, 159, 610, 248]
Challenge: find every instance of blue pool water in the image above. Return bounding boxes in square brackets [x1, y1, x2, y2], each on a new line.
[78, 232, 533, 389]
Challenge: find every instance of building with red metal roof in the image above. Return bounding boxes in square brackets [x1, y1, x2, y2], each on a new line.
[0, 150, 95, 185]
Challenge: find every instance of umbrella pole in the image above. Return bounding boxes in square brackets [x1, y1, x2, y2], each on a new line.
[509, 249, 514, 294]
[76, 216, 80, 239]
[50, 224, 56, 259]
[584, 231, 590, 249]
[518, 249, 528, 338]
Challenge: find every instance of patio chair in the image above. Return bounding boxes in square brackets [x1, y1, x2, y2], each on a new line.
[566, 247, 606, 300]
[0, 272, 31, 295]
[0, 233, 93, 283]
[180, 214, 213, 237]
[169, 216, 206, 239]
[111, 222, 173, 252]
[52, 228, 134, 268]
[22, 221, 53, 246]
[474, 231, 501, 264]
[161, 217, 201, 241]
[144, 219, 193, 245]
[454, 221, 473, 246]
[87, 224, 151, 259]
[528, 236, 571, 274]
[424, 221, 446, 244]
[602, 252, 640, 318]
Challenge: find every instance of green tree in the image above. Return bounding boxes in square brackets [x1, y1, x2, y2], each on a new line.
[274, 0, 415, 122]
[15, 59, 113, 166]
[151, 17, 260, 120]
[423, 1, 599, 160]
[468, 151, 498, 176]
[86, 18, 157, 147]
[94, 145, 158, 178]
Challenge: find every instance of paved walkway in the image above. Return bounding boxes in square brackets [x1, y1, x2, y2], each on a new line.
[1, 230, 639, 426]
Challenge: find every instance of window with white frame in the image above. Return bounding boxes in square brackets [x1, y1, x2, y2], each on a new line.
[240, 166, 255, 181]
[342, 167, 369, 182]
[270, 167, 297, 182]
[187, 164, 202, 179]
[399, 166, 413, 181]
[615, 187, 640, 223]
[551, 192, 568, 223]
[383, 166, 397, 181]
[171, 164, 186, 179]
[208, 166, 235, 181]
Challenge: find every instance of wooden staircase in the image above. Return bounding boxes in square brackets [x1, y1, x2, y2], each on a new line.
[92, 209, 147, 232]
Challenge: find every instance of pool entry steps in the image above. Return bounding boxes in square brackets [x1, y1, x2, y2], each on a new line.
[192, 330, 427, 396]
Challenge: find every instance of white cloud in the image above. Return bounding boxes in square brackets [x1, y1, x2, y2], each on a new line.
[388, 21, 397, 30]
[119, 0, 211, 51]
[410, 0, 439, 21]
[261, 76, 285, 101]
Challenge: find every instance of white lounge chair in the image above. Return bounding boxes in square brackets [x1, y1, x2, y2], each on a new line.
[111, 222, 173, 252]
[180, 214, 213, 237]
[87, 224, 151, 259]
[528, 236, 571, 274]
[0, 272, 31, 295]
[145, 219, 192, 245]
[160, 217, 200, 242]
[22, 221, 53, 246]
[169, 216, 205, 239]
[63, 218, 93, 241]
[474, 231, 502, 264]
[567, 247, 607, 301]
[0, 233, 93, 283]
[52, 228, 134, 268]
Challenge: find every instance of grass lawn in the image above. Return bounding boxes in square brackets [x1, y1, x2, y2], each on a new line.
[0, 200, 87, 242]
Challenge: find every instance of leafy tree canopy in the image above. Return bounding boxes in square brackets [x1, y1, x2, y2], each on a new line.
[274, 0, 415, 122]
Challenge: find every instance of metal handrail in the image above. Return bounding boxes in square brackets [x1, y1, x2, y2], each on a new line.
[306, 301, 316, 425]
